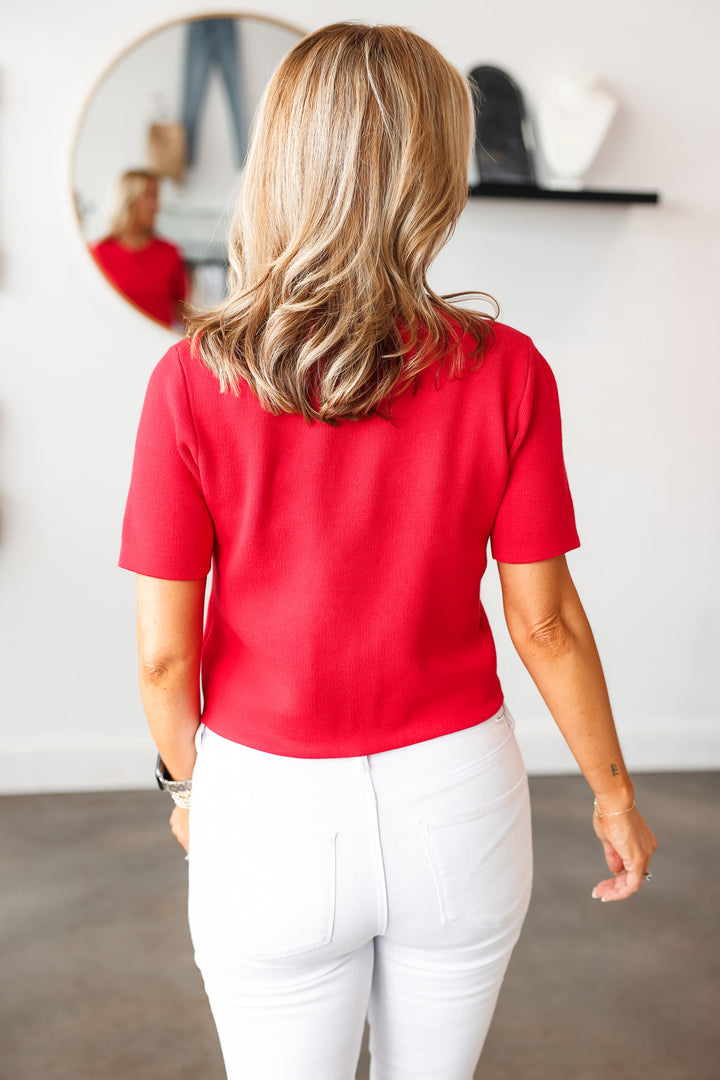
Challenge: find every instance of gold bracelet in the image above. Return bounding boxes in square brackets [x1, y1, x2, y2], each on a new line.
[594, 798, 636, 819]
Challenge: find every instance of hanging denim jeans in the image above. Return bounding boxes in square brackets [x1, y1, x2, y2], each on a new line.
[180, 18, 247, 168]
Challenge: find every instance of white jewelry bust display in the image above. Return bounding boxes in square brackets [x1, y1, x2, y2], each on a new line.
[536, 76, 619, 189]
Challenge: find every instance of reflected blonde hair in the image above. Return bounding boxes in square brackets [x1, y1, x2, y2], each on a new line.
[187, 22, 496, 424]
[108, 169, 158, 237]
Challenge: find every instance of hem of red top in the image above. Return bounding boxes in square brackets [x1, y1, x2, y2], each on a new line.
[198, 697, 507, 760]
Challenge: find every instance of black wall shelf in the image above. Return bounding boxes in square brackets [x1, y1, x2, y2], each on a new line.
[469, 183, 659, 204]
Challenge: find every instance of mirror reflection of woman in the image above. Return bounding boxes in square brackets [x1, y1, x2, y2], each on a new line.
[120, 23, 657, 1079]
[90, 169, 188, 329]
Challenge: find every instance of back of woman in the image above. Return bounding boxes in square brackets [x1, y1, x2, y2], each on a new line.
[122, 320, 577, 756]
[121, 22, 656, 1080]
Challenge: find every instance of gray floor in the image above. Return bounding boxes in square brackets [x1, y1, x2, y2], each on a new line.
[1, 773, 717, 1079]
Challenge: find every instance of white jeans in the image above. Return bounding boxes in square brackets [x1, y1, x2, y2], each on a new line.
[188, 705, 533, 1080]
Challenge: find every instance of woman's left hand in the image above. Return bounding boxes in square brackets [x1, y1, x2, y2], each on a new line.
[169, 805, 190, 853]
[591, 807, 657, 901]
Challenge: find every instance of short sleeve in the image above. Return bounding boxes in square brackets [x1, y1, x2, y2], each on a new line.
[119, 345, 214, 579]
[491, 341, 580, 563]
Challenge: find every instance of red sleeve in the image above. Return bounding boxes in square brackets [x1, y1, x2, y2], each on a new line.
[119, 345, 214, 579]
[491, 340, 580, 563]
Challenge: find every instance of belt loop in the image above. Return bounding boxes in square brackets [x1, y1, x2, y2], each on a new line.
[502, 703, 515, 731]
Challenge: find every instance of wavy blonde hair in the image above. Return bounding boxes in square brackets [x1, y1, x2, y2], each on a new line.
[107, 169, 158, 238]
[187, 22, 496, 424]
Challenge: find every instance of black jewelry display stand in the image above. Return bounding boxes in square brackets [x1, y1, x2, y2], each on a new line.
[469, 183, 659, 204]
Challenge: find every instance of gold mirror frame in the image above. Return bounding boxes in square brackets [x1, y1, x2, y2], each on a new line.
[70, 11, 305, 330]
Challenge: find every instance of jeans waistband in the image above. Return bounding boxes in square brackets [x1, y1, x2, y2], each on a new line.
[197, 705, 515, 798]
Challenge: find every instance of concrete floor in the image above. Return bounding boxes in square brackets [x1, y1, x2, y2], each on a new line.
[1, 772, 717, 1079]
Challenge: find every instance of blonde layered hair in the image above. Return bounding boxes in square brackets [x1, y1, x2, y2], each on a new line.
[107, 169, 158, 238]
[187, 22, 496, 424]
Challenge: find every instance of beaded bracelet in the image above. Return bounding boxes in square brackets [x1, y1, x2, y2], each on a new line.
[169, 787, 192, 810]
[594, 798, 636, 819]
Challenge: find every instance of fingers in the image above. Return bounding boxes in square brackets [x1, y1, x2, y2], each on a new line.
[169, 806, 190, 853]
[599, 837, 625, 876]
[592, 866, 646, 902]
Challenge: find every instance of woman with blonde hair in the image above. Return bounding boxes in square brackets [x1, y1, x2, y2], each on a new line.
[91, 169, 187, 328]
[120, 22, 656, 1080]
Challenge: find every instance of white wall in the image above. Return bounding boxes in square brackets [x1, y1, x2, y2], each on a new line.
[2, 0, 719, 794]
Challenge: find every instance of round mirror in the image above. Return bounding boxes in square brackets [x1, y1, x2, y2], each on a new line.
[73, 14, 304, 329]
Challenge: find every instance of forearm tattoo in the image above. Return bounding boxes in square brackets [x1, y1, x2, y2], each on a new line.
[611, 763, 619, 777]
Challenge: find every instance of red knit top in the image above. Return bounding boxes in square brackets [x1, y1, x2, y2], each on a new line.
[91, 236, 187, 328]
[120, 322, 579, 757]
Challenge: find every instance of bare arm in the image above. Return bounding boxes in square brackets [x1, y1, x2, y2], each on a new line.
[497, 555, 657, 901]
[136, 575, 206, 850]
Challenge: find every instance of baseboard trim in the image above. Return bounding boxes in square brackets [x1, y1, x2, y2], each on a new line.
[0, 739, 157, 795]
[1, 718, 718, 794]
[514, 715, 720, 775]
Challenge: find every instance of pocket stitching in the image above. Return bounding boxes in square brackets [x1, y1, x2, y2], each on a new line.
[230, 830, 337, 960]
[418, 773, 530, 929]
[422, 771, 527, 830]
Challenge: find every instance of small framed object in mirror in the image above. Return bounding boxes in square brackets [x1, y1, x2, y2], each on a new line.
[72, 13, 304, 329]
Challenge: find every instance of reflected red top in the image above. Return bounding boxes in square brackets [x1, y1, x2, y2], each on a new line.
[91, 236, 187, 327]
[120, 323, 579, 757]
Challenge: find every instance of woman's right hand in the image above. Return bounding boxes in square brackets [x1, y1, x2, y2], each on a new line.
[591, 806, 658, 902]
[170, 805, 191, 854]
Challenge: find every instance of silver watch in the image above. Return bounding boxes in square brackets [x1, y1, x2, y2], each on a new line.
[155, 755, 192, 809]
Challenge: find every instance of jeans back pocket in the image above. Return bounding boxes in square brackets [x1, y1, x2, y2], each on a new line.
[419, 772, 532, 931]
[234, 829, 337, 959]
[190, 820, 337, 963]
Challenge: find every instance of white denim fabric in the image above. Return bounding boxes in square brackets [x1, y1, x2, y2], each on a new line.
[187, 704, 533, 1080]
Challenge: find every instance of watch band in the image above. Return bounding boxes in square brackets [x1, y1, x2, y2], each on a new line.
[155, 754, 192, 808]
